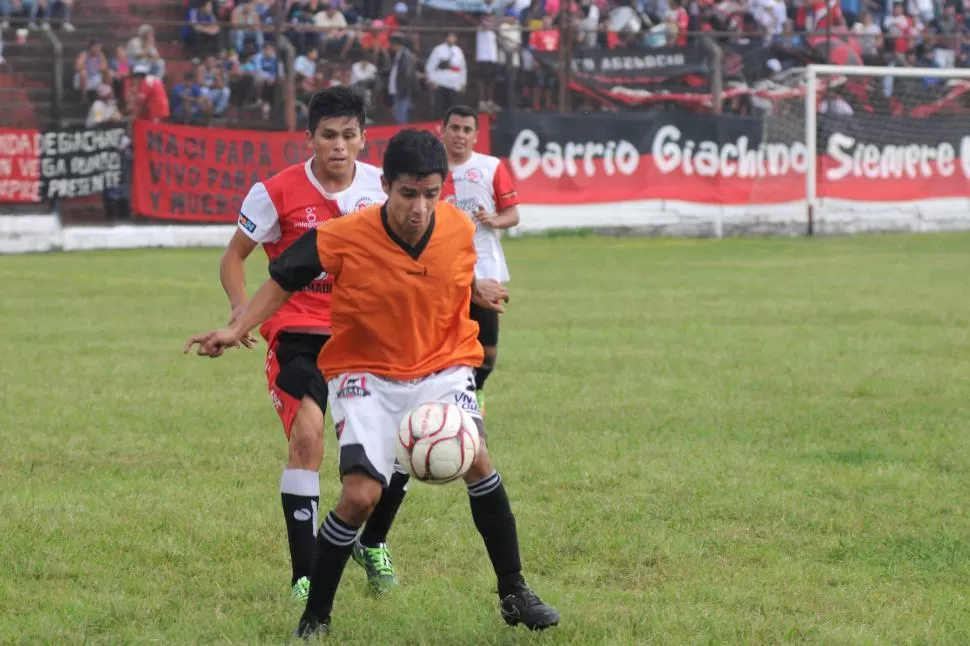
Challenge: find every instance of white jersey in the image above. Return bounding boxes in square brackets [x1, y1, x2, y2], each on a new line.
[443, 152, 520, 282]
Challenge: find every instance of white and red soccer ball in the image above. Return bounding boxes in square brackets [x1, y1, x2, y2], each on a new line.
[395, 402, 481, 484]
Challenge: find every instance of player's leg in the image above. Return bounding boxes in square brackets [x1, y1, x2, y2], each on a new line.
[469, 302, 500, 415]
[353, 464, 408, 594]
[269, 334, 328, 602]
[425, 367, 559, 630]
[296, 373, 401, 638]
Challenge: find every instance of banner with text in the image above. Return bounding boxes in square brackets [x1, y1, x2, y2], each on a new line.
[39, 124, 127, 201]
[533, 46, 711, 106]
[0, 128, 41, 203]
[492, 112, 970, 206]
[132, 117, 491, 222]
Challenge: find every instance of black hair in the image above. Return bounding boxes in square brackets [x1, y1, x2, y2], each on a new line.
[443, 104, 479, 129]
[383, 129, 448, 185]
[307, 86, 367, 134]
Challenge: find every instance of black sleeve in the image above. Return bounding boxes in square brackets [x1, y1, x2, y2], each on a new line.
[268, 228, 325, 292]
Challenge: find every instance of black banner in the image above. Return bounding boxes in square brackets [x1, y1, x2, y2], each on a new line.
[39, 123, 127, 201]
[533, 46, 711, 106]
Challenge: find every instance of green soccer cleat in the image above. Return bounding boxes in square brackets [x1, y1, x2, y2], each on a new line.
[291, 576, 310, 603]
[352, 542, 398, 595]
[476, 389, 486, 416]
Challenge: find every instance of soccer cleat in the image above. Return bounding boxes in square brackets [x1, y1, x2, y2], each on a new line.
[352, 542, 398, 595]
[294, 612, 330, 640]
[475, 389, 486, 416]
[500, 586, 560, 631]
[291, 576, 310, 603]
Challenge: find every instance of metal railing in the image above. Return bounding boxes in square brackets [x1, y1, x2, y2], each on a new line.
[44, 26, 64, 127]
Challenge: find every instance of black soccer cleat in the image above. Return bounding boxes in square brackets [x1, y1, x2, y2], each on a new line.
[499, 586, 560, 631]
[294, 612, 331, 640]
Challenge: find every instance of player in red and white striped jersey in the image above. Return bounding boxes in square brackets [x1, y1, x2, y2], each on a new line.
[440, 105, 521, 415]
[218, 88, 407, 602]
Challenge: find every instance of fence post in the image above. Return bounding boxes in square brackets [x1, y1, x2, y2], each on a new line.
[701, 36, 723, 115]
[45, 28, 64, 126]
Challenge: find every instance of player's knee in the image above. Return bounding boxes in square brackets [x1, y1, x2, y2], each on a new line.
[287, 397, 325, 468]
[337, 471, 384, 525]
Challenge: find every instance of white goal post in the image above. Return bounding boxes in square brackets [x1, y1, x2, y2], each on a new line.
[804, 64, 970, 234]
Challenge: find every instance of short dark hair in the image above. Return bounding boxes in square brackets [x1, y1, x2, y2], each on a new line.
[383, 129, 448, 185]
[307, 87, 367, 134]
[443, 104, 479, 129]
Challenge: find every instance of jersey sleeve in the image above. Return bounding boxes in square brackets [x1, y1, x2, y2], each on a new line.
[315, 223, 345, 278]
[492, 161, 520, 211]
[238, 182, 281, 244]
[268, 229, 326, 291]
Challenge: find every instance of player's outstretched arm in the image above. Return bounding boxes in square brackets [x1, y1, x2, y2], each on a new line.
[220, 229, 260, 348]
[472, 278, 509, 313]
[185, 229, 328, 358]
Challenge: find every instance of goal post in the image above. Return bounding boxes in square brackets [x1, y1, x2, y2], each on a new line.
[804, 64, 970, 235]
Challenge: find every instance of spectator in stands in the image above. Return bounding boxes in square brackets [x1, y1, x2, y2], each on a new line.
[315, 1, 352, 56]
[288, 0, 322, 55]
[884, 0, 918, 60]
[108, 44, 130, 110]
[349, 50, 378, 106]
[202, 55, 231, 117]
[232, 1, 264, 55]
[185, 0, 222, 60]
[293, 46, 319, 79]
[86, 83, 121, 126]
[251, 41, 280, 118]
[74, 38, 108, 104]
[425, 32, 467, 117]
[127, 24, 154, 61]
[852, 11, 883, 59]
[476, 4, 501, 110]
[130, 63, 170, 122]
[173, 66, 214, 124]
[388, 32, 419, 123]
[103, 135, 131, 224]
[33, 0, 73, 31]
[527, 16, 558, 110]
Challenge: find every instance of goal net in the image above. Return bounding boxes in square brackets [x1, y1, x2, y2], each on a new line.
[743, 63, 970, 234]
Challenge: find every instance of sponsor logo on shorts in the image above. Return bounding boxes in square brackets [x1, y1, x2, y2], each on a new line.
[336, 375, 370, 399]
[453, 391, 480, 414]
[271, 389, 284, 411]
[238, 214, 257, 233]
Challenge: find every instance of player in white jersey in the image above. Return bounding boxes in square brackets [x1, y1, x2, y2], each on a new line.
[441, 105, 521, 415]
[218, 88, 409, 602]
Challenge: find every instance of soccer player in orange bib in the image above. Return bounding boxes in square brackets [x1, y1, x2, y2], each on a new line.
[219, 88, 407, 601]
[185, 129, 559, 639]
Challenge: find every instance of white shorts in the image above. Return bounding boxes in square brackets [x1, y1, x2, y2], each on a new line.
[328, 366, 483, 486]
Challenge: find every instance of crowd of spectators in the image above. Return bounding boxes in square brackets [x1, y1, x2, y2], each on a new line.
[8, 0, 965, 128]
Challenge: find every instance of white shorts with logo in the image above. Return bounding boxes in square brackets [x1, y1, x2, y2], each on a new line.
[328, 366, 483, 486]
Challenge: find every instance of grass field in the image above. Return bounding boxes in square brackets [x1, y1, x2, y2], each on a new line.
[3, 233, 970, 645]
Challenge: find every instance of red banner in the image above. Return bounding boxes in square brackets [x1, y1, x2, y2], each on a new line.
[132, 117, 491, 222]
[0, 128, 41, 203]
[494, 112, 970, 206]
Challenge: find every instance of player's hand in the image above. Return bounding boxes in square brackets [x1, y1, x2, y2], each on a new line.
[473, 206, 496, 228]
[472, 279, 509, 313]
[183, 327, 243, 358]
[228, 305, 258, 349]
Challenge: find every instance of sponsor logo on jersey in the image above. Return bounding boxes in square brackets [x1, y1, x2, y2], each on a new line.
[463, 168, 483, 184]
[354, 197, 376, 211]
[295, 206, 319, 230]
[336, 375, 371, 399]
[449, 197, 481, 215]
[239, 214, 257, 233]
[453, 391, 480, 414]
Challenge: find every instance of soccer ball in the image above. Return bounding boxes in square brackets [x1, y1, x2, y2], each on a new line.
[396, 402, 481, 484]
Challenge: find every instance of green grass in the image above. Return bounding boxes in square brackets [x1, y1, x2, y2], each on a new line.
[3, 233, 970, 644]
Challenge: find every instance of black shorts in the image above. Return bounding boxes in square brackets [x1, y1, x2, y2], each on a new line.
[469, 302, 499, 347]
[271, 332, 330, 422]
[478, 61, 500, 82]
